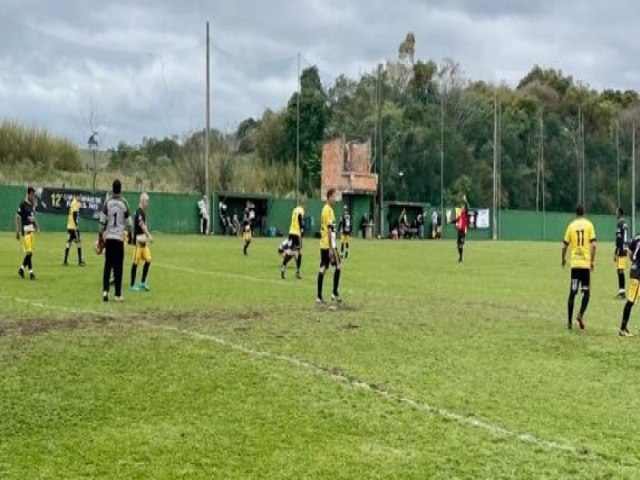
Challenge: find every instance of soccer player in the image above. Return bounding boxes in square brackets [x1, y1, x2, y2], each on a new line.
[281, 200, 305, 279]
[63, 193, 85, 266]
[317, 188, 342, 304]
[130, 193, 153, 292]
[15, 186, 39, 280]
[242, 206, 252, 256]
[614, 207, 629, 299]
[198, 196, 209, 235]
[455, 197, 469, 262]
[339, 205, 352, 259]
[561, 205, 597, 330]
[99, 179, 130, 302]
[619, 232, 640, 336]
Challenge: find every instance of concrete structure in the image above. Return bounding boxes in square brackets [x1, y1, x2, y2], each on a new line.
[321, 137, 378, 200]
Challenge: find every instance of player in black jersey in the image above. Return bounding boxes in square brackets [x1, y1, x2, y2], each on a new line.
[614, 207, 629, 299]
[619, 233, 640, 336]
[339, 205, 352, 259]
[15, 186, 39, 280]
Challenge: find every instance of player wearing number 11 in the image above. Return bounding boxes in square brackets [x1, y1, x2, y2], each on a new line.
[561, 205, 597, 330]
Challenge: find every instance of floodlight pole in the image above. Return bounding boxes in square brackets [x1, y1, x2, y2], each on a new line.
[440, 86, 444, 232]
[633, 122, 637, 235]
[492, 90, 498, 240]
[205, 21, 211, 233]
[616, 120, 621, 207]
[296, 51, 300, 199]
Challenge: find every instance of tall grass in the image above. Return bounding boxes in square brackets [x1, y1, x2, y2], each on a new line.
[0, 121, 82, 172]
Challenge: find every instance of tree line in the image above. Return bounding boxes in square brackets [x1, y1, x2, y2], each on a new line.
[101, 33, 640, 213]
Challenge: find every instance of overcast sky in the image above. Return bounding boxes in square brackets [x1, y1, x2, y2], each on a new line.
[1, 0, 639, 148]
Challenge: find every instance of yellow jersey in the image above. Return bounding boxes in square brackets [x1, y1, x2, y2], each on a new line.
[67, 198, 80, 230]
[320, 203, 336, 250]
[563, 218, 596, 269]
[289, 206, 305, 236]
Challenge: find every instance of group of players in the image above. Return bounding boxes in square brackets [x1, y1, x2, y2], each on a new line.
[561, 204, 640, 336]
[14, 181, 154, 302]
[275, 189, 352, 303]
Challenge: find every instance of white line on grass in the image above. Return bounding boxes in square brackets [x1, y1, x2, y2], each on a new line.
[2, 295, 616, 464]
[154, 262, 304, 286]
[145, 322, 587, 458]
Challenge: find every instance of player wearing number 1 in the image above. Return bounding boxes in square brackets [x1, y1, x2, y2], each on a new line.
[561, 205, 597, 330]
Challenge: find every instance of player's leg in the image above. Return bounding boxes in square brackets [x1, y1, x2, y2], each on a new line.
[332, 253, 342, 303]
[140, 247, 152, 291]
[295, 249, 302, 279]
[280, 252, 292, 279]
[130, 246, 139, 290]
[19, 235, 31, 278]
[25, 234, 35, 279]
[345, 236, 350, 259]
[103, 241, 114, 301]
[620, 278, 639, 335]
[76, 231, 84, 266]
[617, 258, 626, 298]
[113, 241, 124, 300]
[64, 230, 72, 265]
[317, 250, 329, 303]
[567, 270, 579, 329]
[576, 270, 590, 329]
[457, 233, 464, 262]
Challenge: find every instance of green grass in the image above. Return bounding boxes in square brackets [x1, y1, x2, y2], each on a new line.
[1, 233, 640, 478]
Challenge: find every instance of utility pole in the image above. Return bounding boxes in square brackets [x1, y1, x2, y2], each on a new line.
[540, 111, 546, 240]
[616, 120, 621, 207]
[440, 84, 445, 230]
[205, 21, 211, 233]
[492, 90, 498, 240]
[296, 51, 300, 199]
[633, 122, 637, 235]
[378, 65, 384, 237]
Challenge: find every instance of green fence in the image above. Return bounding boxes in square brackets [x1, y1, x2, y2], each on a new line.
[0, 185, 627, 241]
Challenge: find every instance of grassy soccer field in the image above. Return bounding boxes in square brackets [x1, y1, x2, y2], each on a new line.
[1, 233, 640, 479]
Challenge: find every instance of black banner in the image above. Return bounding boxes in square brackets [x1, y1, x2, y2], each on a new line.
[35, 187, 106, 219]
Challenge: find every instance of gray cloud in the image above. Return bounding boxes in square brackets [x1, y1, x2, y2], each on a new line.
[1, 0, 639, 147]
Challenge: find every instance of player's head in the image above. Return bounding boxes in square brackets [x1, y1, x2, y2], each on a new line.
[327, 188, 336, 205]
[576, 205, 585, 217]
[617, 206, 624, 218]
[26, 186, 35, 203]
[112, 179, 122, 195]
[140, 192, 149, 210]
[298, 197, 306, 207]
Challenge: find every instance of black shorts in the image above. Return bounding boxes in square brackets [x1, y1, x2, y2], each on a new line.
[289, 234, 302, 251]
[320, 249, 338, 269]
[67, 229, 81, 243]
[570, 268, 591, 293]
[457, 231, 466, 244]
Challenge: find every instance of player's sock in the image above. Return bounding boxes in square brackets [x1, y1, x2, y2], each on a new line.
[130, 264, 137, 287]
[333, 269, 341, 296]
[578, 291, 590, 318]
[64, 247, 70, 264]
[283, 255, 292, 267]
[141, 262, 150, 284]
[341, 244, 345, 254]
[22, 254, 30, 268]
[621, 301, 634, 331]
[317, 272, 324, 299]
[26, 254, 33, 271]
[618, 271, 625, 292]
[345, 244, 349, 259]
[567, 291, 577, 326]
[296, 254, 302, 272]
[458, 246, 463, 262]
[243, 242, 249, 256]
[78, 247, 83, 264]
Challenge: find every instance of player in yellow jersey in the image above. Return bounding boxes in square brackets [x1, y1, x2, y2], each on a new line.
[317, 189, 342, 304]
[281, 199, 305, 279]
[63, 193, 85, 266]
[561, 205, 597, 330]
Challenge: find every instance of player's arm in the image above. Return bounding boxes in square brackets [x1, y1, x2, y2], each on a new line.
[73, 210, 79, 230]
[590, 239, 597, 271]
[561, 226, 571, 267]
[14, 210, 21, 240]
[298, 213, 304, 236]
